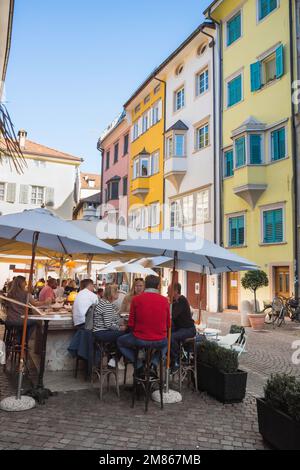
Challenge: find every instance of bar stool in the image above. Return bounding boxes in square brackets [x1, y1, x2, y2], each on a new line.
[2, 321, 29, 373]
[178, 337, 198, 393]
[131, 346, 164, 412]
[74, 356, 89, 381]
[91, 339, 120, 400]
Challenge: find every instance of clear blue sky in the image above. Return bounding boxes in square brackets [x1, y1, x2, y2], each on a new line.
[5, 0, 211, 173]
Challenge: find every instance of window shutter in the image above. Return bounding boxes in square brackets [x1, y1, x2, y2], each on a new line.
[138, 117, 142, 136]
[274, 209, 283, 242]
[19, 184, 29, 204]
[276, 44, 284, 78]
[238, 217, 245, 245]
[158, 100, 162, 121]
[235, 137, 245, 167]
[6, 183, 16, 203]
[250, 62, 261, 92]
[278, 128, 286, 158]
[45, 187, 55, 207]
[250, 135, 262, 164]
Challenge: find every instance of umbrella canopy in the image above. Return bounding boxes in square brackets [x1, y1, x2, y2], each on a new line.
[115, 261, 159, 276]
[0, 208, 115, 255]
[117, 229, 257, 270]
[139, 256, 258, 274]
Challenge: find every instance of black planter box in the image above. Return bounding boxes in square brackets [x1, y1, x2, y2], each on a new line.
[197, 362, 247, 403]
[256, 398, 300, 450]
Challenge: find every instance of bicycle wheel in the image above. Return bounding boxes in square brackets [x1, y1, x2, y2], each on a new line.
[271, 297, 284, 326]
[277, 306, 286, 327]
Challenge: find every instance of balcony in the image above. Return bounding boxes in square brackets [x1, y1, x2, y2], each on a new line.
[233, 165, 267, 208]
[164, 156, 187, 192]
[131, 177, 150, 201]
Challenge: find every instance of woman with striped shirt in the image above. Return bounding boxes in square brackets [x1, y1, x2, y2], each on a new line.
[93, 284, 127, 354]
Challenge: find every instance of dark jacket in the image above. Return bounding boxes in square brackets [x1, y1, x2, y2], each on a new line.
[172, 295, 195, 330]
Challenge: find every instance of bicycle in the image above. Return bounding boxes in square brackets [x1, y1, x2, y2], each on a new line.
[282, 296, 300, 323]
[263, 296, 285, 327]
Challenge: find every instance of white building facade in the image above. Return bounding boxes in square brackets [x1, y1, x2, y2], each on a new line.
[0, 130, 82, 286]
[158, 24, 219, 312]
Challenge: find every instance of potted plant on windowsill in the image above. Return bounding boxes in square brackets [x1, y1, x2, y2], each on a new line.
[257, 374, 300, 450]
[196, 340, 247, 403]
[241, 270, 269, 330]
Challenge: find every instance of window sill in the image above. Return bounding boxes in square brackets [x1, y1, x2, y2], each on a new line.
[259, 242, 287, 247]
[225, 99, 244, 111]
[226, 245, 247, 249]
[193, 144, 211, 154]
[253, 77, 282, 94]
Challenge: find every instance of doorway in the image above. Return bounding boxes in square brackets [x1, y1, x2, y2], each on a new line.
[187, 271, 207, 310]
[274, 266, 290, 298]
[227, 272, 238, 310]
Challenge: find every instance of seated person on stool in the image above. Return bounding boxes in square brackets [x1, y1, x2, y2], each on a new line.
[93, 284, 127, 368]
[72, 279, 98, 329]
[117, 275, 170, 376]
[170, 283, 196, 373]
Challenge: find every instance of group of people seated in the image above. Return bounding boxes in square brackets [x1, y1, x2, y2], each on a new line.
[72, 275, 197, 375]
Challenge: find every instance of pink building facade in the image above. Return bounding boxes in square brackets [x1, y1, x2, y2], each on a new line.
[98, 111, 130, 224]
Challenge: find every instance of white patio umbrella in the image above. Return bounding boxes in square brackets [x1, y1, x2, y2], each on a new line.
[117, 228, 257, 402]
[115, 261, 159, 276]
[0, 208, 117, 411]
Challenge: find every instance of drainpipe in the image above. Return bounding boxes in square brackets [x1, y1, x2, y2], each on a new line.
[201, 26, 217, 244]
[289, 0, 299, 297]
[206, 9, 223, 312]
[153, 77, 167, 229]
[98, 143, 104, 219]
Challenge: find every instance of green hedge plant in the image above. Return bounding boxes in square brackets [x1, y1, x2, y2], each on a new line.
[197, 340, 239, 373]
[264, 373, 300, 422]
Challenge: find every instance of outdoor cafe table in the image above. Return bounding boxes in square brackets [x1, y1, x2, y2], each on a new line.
[195, 325, 222, 338]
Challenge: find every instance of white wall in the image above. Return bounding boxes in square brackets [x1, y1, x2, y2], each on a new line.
[163, 30, 218, 312]
[0, 156, 79, 218]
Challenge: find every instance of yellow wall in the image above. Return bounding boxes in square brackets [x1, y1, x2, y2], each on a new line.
[211, 0, 294, 304]
[127, 84, 165, 231]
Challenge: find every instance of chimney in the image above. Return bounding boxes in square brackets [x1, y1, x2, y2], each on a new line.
[18, 129, 27, 149]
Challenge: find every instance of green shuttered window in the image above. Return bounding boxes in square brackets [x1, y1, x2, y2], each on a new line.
[235, 137, 246, 168]
[229, 216, 245, 247]
[263, 208, 283, 243]
[250, 134, 262, 164]
[227, 12, 241, 46]
[224, 150, 234, 177]
[250, 44, 284, 92]
[271, 127, 286, 161]
[250, 62, 261, 92]
[259, 0, 278, 21]
[228, 75, 242, 107]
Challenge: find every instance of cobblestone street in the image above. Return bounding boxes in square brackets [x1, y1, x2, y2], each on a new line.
[0, 313, 299, 450]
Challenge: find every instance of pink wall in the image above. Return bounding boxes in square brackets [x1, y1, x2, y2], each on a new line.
[101, 117, 130, 220]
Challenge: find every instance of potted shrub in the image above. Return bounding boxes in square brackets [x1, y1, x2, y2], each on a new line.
[241, 270, 269, 330]
[196, 340, 247, 403]
[257, 374, 300, 450]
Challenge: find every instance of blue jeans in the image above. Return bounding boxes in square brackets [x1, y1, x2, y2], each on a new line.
[93, 329, 126, 359]
[117, 332, 168, 368]
[171, 326, 196, 363]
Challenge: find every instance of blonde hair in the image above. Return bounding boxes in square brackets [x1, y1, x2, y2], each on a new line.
[103, 284, 118, 302]
[129, 277, 145, 297]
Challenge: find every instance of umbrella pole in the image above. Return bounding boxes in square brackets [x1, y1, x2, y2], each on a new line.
[0, 233, 40, 411]
[59, 257, 64, 284]
[87, 254, 93, 279]
[166, 251, 177, 393]
[16, 231, 40, 400]
[153, 251, 182, 404]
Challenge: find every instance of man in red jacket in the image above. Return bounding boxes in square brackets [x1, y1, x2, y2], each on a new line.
[117, 275, 170, 373]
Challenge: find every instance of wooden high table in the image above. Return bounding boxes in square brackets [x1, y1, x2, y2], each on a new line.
[25, 311, 73, 403]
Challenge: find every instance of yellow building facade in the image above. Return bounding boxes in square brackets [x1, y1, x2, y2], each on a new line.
[125, 79, 165, 232]
[205, 0, 296, 309]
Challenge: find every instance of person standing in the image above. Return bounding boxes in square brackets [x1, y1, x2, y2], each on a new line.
[119, 278, 145, 314]
[117, 275, 170, 374]
[72, 279, 98, 328]
[170, 283, 196, 372]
